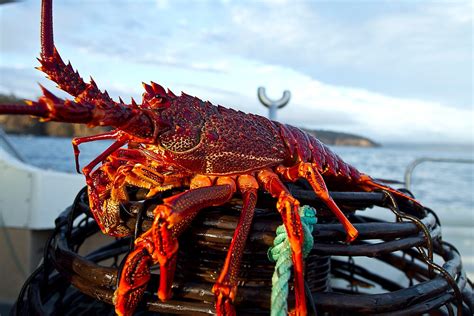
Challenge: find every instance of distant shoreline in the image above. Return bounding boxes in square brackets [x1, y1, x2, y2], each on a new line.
[303, 129, 380, 148]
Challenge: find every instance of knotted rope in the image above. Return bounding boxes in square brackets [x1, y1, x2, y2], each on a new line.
[267, 205, 317, 316]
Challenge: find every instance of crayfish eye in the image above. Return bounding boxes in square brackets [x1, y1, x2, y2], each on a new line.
[147, 94, 170, 109]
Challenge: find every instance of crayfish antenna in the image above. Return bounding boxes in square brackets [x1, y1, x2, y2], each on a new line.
[0, 102, 49, 118]
[39, 0, 117, 105]
[41, 0, 54, 59]
[0, 85, 155, 139]
[2, 0, 157, 139]
[0, 85, 56, 119]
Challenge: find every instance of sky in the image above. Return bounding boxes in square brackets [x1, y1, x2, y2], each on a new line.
[0, 0, 472, 144]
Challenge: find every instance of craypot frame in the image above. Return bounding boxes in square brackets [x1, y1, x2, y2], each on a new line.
[13, 185, 473, 315]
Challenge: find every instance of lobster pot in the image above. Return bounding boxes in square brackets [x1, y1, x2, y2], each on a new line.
[13, 184, 474, 315]
[175, 199, 332, 311]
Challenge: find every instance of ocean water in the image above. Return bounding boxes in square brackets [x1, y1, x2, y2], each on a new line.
[4, 135, 474, 278]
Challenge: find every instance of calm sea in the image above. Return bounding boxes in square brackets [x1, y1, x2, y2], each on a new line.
[7, 135, 474, 227]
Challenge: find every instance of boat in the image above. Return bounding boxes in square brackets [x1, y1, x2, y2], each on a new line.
[0, 128, 83, 309]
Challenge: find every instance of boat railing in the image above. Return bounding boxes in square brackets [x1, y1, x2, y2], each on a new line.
[0, 127, 25, 162]
[404, 157, 474, 191]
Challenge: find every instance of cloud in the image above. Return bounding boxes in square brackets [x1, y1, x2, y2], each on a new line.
[221, 1, 472, 107]
[155, 0, 169, 10]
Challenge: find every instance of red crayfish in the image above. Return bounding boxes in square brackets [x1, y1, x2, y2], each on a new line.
[0, 1, 420, 315]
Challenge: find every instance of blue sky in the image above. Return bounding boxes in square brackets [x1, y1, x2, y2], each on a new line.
[0, 0, 472, 144]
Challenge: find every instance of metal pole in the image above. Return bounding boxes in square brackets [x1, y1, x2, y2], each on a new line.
[404, 157, 474, 191]
[0, 126, 25, 162]
[257, 87, 291, 121]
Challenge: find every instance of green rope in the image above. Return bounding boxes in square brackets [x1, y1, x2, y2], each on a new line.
[267, 205, 317, 316]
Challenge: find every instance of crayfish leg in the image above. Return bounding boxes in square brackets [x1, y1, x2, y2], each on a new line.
[114, 232, 154, 316]
[278, 163, 359, 243]
[358, 174, 422, 207]
[213, 175, 259, 316]
[114, 182, 235, 316]
[83, 139, 130, 236]
[72, 130, 122, 173]
[150, 181, 236, 301]
[257, 169, 307, 316]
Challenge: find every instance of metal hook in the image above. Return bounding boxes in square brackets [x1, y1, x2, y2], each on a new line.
[257, 87, 291, 121]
